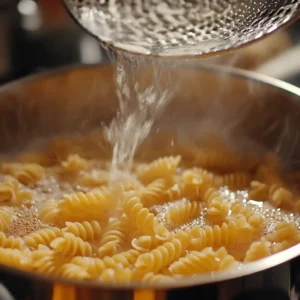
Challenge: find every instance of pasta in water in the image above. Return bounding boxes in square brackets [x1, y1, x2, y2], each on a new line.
[0, 132, 299, 284]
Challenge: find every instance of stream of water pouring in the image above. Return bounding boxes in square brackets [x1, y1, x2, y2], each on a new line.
[104, 53, 176, 177]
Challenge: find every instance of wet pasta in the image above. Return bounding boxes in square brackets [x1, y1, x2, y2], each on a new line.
[0, 132, 299, 283]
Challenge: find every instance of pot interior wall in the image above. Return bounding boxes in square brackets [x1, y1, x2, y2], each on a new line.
[0, 65, 299, 168]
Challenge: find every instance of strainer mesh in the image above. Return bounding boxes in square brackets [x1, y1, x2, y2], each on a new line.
[64, 0, 300, 55]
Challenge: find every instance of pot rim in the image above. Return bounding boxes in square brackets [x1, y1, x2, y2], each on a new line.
[0, 63, 300, 290]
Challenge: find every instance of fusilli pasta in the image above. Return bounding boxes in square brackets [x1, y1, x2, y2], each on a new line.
[25, 227, 62, 249]
[0, 206, 13, 232]
[1, 163, 45, 185]
[169, 247, 236, 275]
[136, 156, 181, 185]
[51, 233, 94, 257]
[124, 196, 169, 240]
[0, 132, 298, 284]
[62, 221, 102, 241]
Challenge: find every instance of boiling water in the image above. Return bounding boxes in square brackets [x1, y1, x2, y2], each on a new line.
[105, 53, 175, 175]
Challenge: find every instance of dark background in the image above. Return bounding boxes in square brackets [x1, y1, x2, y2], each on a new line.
[1, 0, 300, 85]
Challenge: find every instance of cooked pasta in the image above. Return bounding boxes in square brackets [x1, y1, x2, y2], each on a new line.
[1, 163, 45, 185]
[0, 232, 24, 249]
[206, 199, 230, 224]
[139, 179, 166, 206]
[248, 181, 269, 201]
[56, 190, 113, 223]
[169, 247, 236, 275]
[51, 232, 94, 257]
[131, 235, 161, 252]
[135, 238, 188, 273]
[123, 196, 169, 240]
[60, 263, 91, 279]
[39, 199, 59, 225]
[62, 154, 88, 173]
[136, 156, 181, 185]
[25, 228, 62, 249]
[0, 176, 32, 205]
[166, 199, 202, 227]
[188, 218, 258, 253]
[0, 248, 31, 270]
[190, 147, 258, 172]
[0, 133, 298, 284]
[244, 241, 271, 262]
[215, 172, 252, 190]
[98, 217, 129, 257]
[62, 221, 102, 241]
[31, 245, 66, 275]
[0, 207, 13, 232]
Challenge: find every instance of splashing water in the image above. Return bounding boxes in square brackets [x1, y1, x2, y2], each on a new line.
[104, 53, 176, 177]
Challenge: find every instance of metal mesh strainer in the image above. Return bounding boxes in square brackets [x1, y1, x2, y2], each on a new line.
[63, 0, 300, 57]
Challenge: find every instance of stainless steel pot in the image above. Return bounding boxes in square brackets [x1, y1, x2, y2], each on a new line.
[0, 64, 300, 300]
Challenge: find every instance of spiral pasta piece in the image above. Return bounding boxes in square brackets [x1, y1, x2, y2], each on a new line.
[269, 185, 295, 210]
[215, 172, 252, 190]
[135, 231, 190, 273]
[207, 199, 230, 225]
[0, 248, 31, 270]
[62, 154, 88, 173]
[136, 156, 181, 184]
[110, 249, 140, 266]
[131, 235, 161, 253]
[256, 165, 295, 210]
[78, 170, 109, 187]
[0, 176, 32, 205]
[63, 221, 102, 241]
[71, 250, 139, 279]
[164, 181, 182, 201]
[124, 196, 169, 240]
[25, 227, 62, 249]
[265, 222, 300, 253]
[244, 241, 272, 262]
[139, 179, 166, 206]
[38, 199, 59, 225]
[166, 199, 202, 227]
[183, 168, 250, 190]
[98, 217, 129, 257]
[265, 222, 298, 243]
[60, 263, 91, 279]
[248, 181, 269, 201]
[0, 206, 13, 232]
[32, 245, 66, 275]
[98, 266, 132, 282]
[189, 218, 256, 252]
[230, 203, 265, 233]
[57, 190, 113, 223]
[51, 233, 93, 257]
[191, 147, 258, 172]
[169, 247, 236, 275]
[0, 232, 24, 249]
[71, 256, 117, 278]
[1, 163, 45, 185]
[181, 169, 207, 200]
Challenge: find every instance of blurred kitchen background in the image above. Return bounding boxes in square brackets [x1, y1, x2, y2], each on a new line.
[1, 0, 300, 85]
